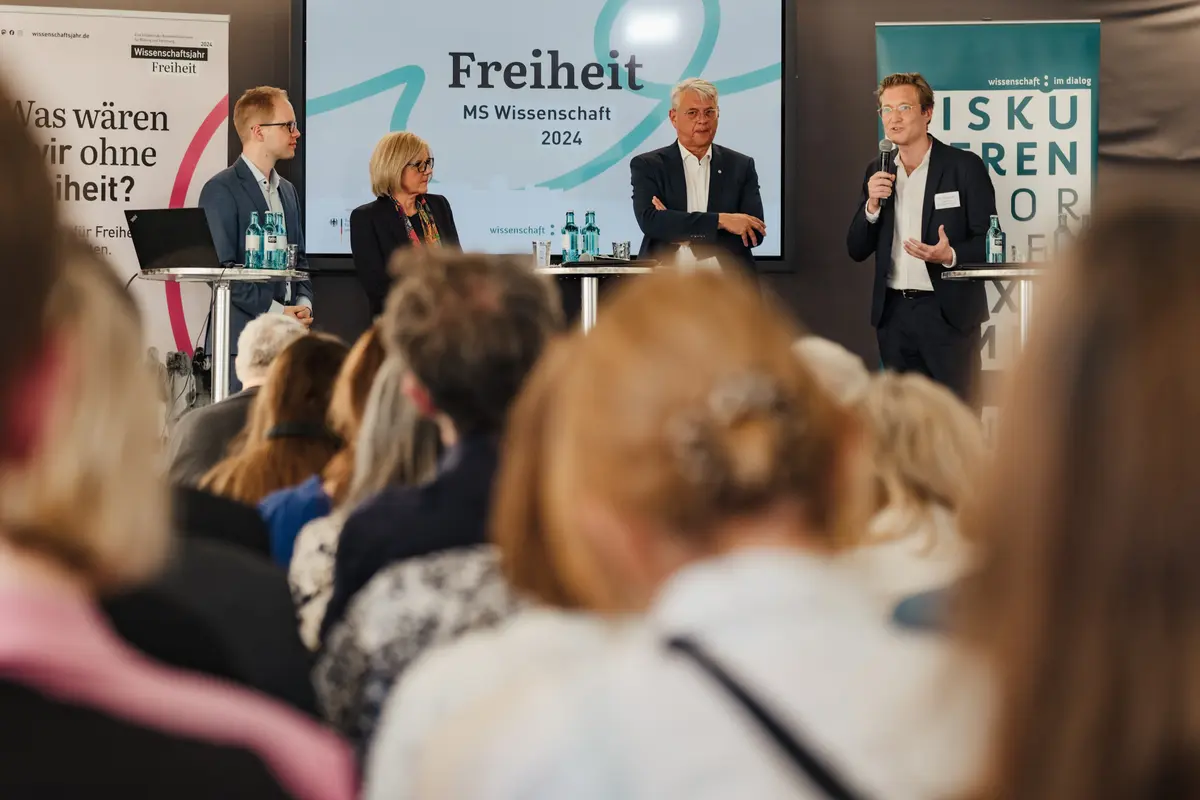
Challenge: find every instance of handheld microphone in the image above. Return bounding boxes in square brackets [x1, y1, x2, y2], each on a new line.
[878, 138, 897, 208]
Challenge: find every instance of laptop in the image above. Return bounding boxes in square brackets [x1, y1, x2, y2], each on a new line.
[124, 208, 234, 271]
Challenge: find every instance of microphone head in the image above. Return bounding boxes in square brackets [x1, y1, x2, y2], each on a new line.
[879, 138, 897, 153]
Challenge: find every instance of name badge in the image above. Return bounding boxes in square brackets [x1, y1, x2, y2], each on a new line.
[934, 191, 961, 210]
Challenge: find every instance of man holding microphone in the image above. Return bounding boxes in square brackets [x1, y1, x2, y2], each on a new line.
[846, 72, 996, 401]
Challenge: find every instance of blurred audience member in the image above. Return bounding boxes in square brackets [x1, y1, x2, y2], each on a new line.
[961, 207, 1200, 800]
[364, 336, 626, 798]
[318, 249, 561, 642]
[167, 313, 306, 487]
[260, 326, 387, 566]
[839, 371, 984, 610]
[0, 234, 353, 798]
[290, 356, 441, 651]
[201, 333, 349, 506]
[171, 484, 272, 558]
[793, 336, 871, 406]
[407, 270, 978, 799]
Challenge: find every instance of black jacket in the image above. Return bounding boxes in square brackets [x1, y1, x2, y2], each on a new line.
[350, 194, 461, 317]
[630, 142, 765, 270]
[846, 136, 996, 334]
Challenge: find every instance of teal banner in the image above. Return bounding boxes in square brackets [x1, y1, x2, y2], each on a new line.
[876, 20, 1100, 371]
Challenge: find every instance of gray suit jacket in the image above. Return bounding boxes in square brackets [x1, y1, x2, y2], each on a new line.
[197, 159, 314, 360]
[166, 387, 258, 487]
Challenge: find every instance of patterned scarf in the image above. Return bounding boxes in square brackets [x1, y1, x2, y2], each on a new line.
[392, 195, 442, 247]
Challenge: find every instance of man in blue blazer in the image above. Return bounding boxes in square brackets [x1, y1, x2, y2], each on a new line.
[630, 78, 767, 271]
[199, 86, 314, 393]
[847, 73, 996, 402]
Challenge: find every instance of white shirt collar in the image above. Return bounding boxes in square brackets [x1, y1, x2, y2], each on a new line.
[241, 153, 280, 190]
[896, 137, 932, 172]
[677, 140, 712, 166]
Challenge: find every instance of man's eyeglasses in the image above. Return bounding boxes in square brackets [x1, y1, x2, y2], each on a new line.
[878, 104, 921, 118]
[407, 157, 435, 173]
[260, 121, 299, 133]
[682, 109, 718, 121]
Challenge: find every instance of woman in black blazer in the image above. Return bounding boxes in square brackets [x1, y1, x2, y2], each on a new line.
[350, 132, 461, 316]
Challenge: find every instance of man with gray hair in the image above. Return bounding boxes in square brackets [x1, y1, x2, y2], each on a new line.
[629, 77, 766, 271]
[167, 313, 307, 487]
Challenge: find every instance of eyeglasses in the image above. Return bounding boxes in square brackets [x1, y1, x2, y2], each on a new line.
[878, 104, 920, 118]
[260, 121, 299, 133]
[407, 157, 435, 173]
[682, 109, 718, 121]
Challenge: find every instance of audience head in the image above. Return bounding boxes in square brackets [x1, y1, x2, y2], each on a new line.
[202, 333, 349, 505]
[383, 249, 562, 440]
[342, 356, 443, 512]
[0, 77, 61, 464]
[0, 236, 169, 592]
[491, 337, 584, 609]
[858, 371, 984, 542]
[962, 205, 1200, 799]
[234, 312, 307, 389]
[793, 337, 871, 407]
[233, 86, 299, 163]
[369, 131, 434, 200]
[539, 271, 866, 612]
[322, 326, 388, 505]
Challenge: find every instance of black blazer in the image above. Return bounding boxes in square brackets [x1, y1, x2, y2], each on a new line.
[350, 194, 461, 317]
[630, 142, 765, 270]
[846, 136, 996, 334]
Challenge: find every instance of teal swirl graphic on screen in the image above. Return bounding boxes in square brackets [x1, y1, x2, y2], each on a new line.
[307, 0, 780, 191]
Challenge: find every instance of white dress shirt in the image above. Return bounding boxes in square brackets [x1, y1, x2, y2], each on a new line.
[241, 154, 309, 307]
[411, 548, 986, 800]
[676, 141, 720, 270]
[864, 143, 955, 291]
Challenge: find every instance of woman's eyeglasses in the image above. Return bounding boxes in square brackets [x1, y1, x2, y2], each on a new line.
[407, 157, 435, 173]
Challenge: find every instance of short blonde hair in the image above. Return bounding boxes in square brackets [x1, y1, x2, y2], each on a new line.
[876, 72, 935, 109]
[0, 236, 170, 593]
[671, 78, 718, 110]
[369, 131, 430, 198]
[793, 337, 871, 407]
[859, 371, 985, 544]
[233, 86, 289, 142]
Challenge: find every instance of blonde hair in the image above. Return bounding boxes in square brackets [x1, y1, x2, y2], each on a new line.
[858, 371, 984, 545]
[541, 271, 863, 610]
[671, 78, 718, 110]
[0, 236, 169, 593]
[793, 337, 871, 407]
[876, 72, 935, 109]
[369, 131, 430, 198]
[233, 86, 289, 142]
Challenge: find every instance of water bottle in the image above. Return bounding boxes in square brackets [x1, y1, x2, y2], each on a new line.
[245, 211, 264, 268]
[562, 211, 579, 262]
[275, 212, 288, 269]
[582, 210, 600, 257]
[263, 212, 280, 270]
[986, 214, 1006, 264]
[1053, 213, 1073, 256]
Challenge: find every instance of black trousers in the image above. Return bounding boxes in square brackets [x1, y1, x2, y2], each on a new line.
[877, 289, 981, 403]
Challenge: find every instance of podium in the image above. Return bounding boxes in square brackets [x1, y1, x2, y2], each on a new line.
[138, 267, 308, 403]
[943, 264, 1044, 348]
[536, 262, 656, 331]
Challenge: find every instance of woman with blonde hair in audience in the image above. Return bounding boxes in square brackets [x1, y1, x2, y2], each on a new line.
[960, 206, 1200, 799]
[363, 335, 628, 798]
[0, 236, 354, 798]
[409, 270, 980, 799]
[260, 326, 387, 566]
[290, 355, 442, 650]
[201, 332, 349, 506]
[840, 371, 985, 611]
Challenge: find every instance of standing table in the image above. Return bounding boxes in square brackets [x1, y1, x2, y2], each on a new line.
[942, 265, 1044, 348]
[536, 263, 656, 331]
[138, 267, 308, 402]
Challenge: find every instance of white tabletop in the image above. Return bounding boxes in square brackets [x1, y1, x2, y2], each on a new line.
[537, 265, 655, 276]
[138, 267, 308, 283]
[943, 268, 1043, 280]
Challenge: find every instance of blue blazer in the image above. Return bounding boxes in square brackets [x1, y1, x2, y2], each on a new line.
[198, 159, 314, 357]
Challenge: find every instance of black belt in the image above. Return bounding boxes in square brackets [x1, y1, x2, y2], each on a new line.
[888, 288, 934, 300]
